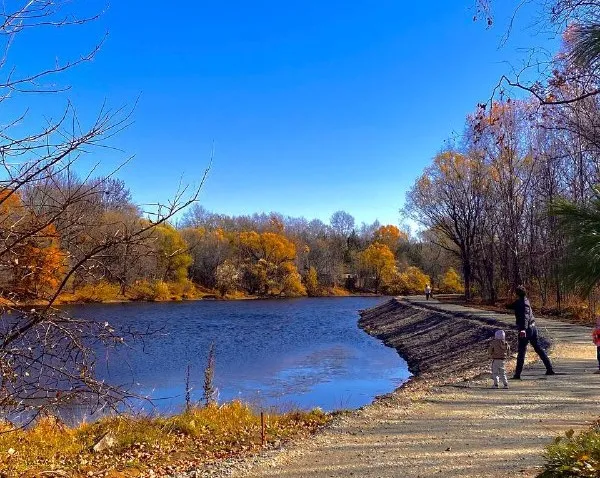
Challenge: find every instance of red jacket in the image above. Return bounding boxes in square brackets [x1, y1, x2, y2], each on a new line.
[593, 327, 600, 346]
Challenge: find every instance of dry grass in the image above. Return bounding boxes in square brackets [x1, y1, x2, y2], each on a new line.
[0, 402, 330, 477]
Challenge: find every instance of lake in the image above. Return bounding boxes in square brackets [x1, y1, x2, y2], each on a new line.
[63, 297, 409, 414]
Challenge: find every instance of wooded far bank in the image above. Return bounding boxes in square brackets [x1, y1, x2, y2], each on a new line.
[1, 187, 464, 305]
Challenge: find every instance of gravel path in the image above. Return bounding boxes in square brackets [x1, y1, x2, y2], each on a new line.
[220, 298, 599, 478]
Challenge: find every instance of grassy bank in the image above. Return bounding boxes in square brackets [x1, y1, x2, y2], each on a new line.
[4, 282, 374, 308]
[0, 402, 330, 477]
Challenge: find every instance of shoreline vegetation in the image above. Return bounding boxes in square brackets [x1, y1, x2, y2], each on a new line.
[0, 403, 330, 477]
[0, 297, 412, 478]
[3, 284, 384, 309]
[0, 296, 384, 477]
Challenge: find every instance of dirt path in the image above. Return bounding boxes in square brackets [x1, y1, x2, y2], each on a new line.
[223, 298, 599, 478]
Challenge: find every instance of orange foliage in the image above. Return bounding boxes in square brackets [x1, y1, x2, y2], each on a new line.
[0, 189, 23, 217]
[374, 225, 407, 250]
[13, 224, 66, 298]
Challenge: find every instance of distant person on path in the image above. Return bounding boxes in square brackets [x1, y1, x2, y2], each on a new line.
[488, 329, 510, 388]
[425, 284, 432, 300]
[512, 286, 555, 379]
[592, 318, 600, 374]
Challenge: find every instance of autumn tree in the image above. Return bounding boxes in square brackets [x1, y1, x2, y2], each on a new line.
[13, 225, 65, 297]
[396, 266, 431, 295]
[304, 266, 320, 296]
[359, 242, 396, 293]
[440, 268, 465, 294]
[181, 228, 232, 288]
[154, 224, 193, 283]
[238, 231, 306, 296]
[475, 100, 538, 291]
[0, 189, 66, 298]
[373, 224, 407, 253]
[405, 150, 489, 300]
[215, 260, 240, 297]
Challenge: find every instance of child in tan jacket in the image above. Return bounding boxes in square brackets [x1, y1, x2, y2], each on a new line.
[488, 329, 511, 388]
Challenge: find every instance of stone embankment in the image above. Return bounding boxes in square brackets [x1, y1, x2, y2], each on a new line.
[211, 297, 598, 478]
[359, 298, 526, 386]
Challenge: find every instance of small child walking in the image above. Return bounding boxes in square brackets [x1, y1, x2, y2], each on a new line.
[488, 329, 510, 388]
[592, 318, 600, 374]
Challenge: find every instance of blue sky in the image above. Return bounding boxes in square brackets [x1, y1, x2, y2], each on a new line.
[14, 1, 558, 226]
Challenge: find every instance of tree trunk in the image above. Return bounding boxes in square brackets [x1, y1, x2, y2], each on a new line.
[463, 260, 472, 302]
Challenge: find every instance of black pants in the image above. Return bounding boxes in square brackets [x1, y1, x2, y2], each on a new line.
[597, 346, 600, 369]
[514, 326, 553, 377]
[426, 293, 430, 300]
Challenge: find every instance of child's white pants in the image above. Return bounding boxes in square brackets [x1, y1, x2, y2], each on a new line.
[491, 359, 508, 386]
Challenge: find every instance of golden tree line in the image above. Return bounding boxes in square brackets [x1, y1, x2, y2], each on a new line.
[0, 184, 464, 303]
[179, 206, 463, 298]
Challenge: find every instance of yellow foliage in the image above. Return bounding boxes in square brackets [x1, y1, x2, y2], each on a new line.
[322, 286, 351, 297]
[399, 266, 430, 293]
[239, 231, 296, 264]
[152, 281, 171, 301]
[440, 268, 464, 293]
[167, 279, 199, 299]
[238, 231, 306, 297]
[360, 242, 396, 292]
[128, 280, 198, 301]
[304, 266, 319, 296]
[433, 151, 485, 183]
[75, 281, 121, 302]
[386, 266, 431, 295]
[281, 270, 307, 297]
[155, 224, 193, 282]
[129, 280, 155, 301]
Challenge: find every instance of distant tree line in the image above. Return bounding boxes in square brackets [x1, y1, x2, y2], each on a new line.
[179, 206, 463, 298]
[1, 182, 465, 303]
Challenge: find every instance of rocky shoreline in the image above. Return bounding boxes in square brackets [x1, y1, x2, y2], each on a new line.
[358, 298, 547, 390]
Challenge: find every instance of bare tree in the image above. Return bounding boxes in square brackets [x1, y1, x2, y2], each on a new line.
[0, 1, 205, 423]
[404, 150, 490, 300]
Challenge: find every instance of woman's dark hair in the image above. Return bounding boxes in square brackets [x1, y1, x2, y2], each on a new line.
[515, 285, 527, 298]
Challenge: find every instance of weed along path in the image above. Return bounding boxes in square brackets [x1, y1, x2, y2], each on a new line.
[221, 298, 600, 478]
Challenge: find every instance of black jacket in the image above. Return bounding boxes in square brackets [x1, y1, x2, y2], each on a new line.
[514, 297, 535, 331]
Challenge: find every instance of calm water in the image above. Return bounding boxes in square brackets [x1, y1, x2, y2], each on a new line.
[63, 297, 409, 413]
